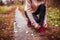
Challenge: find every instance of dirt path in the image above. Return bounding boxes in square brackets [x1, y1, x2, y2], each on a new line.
[14, 7, 49, 40]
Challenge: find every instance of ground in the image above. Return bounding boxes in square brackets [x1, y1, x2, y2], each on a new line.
[14, 7, 49, 40]
[0, 6, 60, 40]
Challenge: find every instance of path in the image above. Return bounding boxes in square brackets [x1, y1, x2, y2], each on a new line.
[14, 7, 49, 40]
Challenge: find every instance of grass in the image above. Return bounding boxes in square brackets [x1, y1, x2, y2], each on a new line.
[0, 6, 12, 13]
[47, 7, 60, 27]
[0, 6, 15, 40]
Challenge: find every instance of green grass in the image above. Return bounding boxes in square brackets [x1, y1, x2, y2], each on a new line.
[47, 7, 60, 26]
[0, 6, 12, 13]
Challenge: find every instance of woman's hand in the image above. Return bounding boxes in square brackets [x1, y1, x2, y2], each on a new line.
[33, 23, 41, 29]
[43, 21, 47, 28]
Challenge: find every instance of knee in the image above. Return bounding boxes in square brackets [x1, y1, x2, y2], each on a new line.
[40, 4, 46, 8]
[39, 4, 46, 11]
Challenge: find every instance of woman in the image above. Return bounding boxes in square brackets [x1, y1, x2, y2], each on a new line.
[25, 0, 47, 35]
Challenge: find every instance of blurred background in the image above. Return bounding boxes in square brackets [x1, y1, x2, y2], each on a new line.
[0, 0, 60, 40]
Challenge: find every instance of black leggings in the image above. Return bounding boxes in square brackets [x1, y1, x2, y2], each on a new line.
[25, 4, 46, 25]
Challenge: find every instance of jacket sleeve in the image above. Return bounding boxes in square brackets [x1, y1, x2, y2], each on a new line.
[26, 0, 36, 24]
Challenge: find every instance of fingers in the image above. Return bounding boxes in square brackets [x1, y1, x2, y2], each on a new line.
[34, 24, 41, 29]
[43, 23, 47, 28]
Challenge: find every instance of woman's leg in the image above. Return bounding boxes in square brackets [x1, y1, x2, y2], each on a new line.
[32, 13, 39, 23]
[38, 4, 46, 34]
[32, 4, 46, 25]
[25, 11, 31, 27]
[32, 5, 42, 23]
[25, 4, 46, 27]
[25, 8, 40, 24]
[39, 4, 46, 26]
